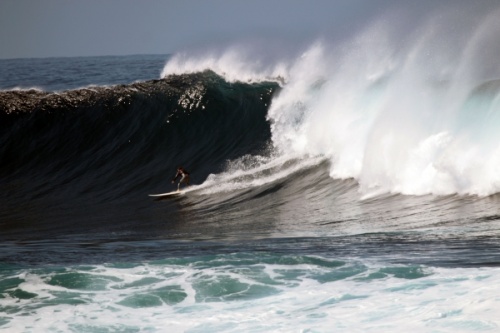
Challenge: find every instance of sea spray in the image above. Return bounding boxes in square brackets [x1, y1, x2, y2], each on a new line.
[161, 45, 291, 84]
[266, 11, 500, 197]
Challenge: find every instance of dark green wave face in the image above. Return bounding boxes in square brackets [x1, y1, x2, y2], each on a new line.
[0, 71, 280, 244]
[0, 71, 278, 198]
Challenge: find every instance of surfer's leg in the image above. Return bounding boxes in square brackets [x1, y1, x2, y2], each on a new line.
[177, 175, 189, 191]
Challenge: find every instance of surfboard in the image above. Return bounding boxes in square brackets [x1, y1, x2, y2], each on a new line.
[148, 190, 184, 198]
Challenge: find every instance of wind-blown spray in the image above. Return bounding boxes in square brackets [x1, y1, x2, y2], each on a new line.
[267, 10, 500, 197]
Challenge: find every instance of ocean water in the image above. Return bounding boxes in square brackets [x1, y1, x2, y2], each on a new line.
[2, 9, 500, 333]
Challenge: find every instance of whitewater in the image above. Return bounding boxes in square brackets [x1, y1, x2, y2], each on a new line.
[2, 5, 500, 333]
[163, 7, 500, 197]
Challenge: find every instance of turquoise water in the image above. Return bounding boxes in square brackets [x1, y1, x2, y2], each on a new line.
[2, 251, 499, 332]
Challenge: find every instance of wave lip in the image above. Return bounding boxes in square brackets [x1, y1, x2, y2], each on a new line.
[161, 48, 290, 85]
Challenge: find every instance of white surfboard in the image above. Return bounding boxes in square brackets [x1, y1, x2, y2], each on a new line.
[148, 190, 184, 198]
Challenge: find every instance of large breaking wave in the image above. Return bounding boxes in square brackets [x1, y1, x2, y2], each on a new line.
[161, 7, 500, 197]
[2, 4, 500, 216]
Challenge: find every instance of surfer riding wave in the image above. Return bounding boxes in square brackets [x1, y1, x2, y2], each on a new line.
[172, 166, 190, 191]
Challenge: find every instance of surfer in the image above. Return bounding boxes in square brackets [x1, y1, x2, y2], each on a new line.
[172, 166, 190, 191]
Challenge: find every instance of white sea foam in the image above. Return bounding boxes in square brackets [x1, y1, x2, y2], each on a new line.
[2, 261, 500, 332]
[266, 9, 500, 197]
[194, 154, 326, 195]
